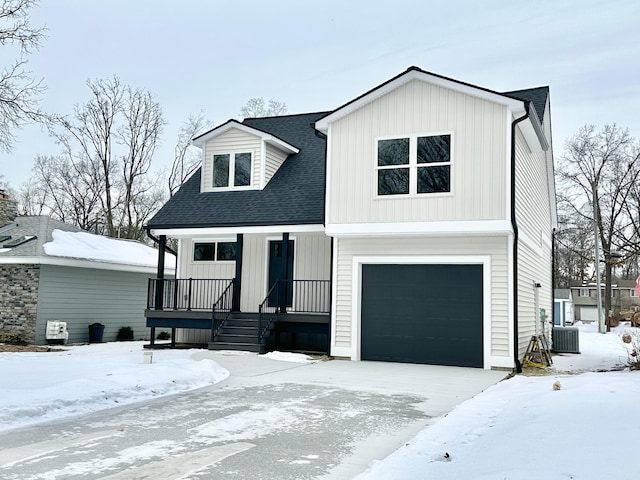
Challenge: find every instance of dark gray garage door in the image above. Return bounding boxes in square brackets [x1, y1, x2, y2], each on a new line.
[361, 264, 483, 367]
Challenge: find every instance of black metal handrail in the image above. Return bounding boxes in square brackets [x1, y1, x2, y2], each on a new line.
[211, 279, 235, 342]
[147, 278, 234, 311]
[283, 279, 331, 313]
[258, 281, 280, 342]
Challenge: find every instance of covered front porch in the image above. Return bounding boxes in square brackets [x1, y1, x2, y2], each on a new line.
[144, 229, 332, 353]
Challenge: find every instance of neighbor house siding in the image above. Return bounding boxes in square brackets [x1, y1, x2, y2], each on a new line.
[326, 79, 508, 225]
[201, 127, 262, 192]
[264, 144, 289, 185]
[332, 235, 510, 364]
[36, 264, 152, 344]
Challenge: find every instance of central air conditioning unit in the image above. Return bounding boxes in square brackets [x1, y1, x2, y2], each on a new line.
[552, 326, 580, 354]
[46, 321, 69, 345]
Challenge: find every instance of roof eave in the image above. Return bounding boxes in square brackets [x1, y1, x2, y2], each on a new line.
[192, 119, 300, 154]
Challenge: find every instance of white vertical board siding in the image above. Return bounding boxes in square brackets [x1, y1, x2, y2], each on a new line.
[333, 235, 510, 365]
[179, 240, 236, 280]
[201, 128, 262, 192]
[240, 233, 268, 312]
[36, 264, 154, 344]
[327, 79, 508, 224]
[264, 145, 289, 185]
[293, 233, 332, 281]
[514, 129, 554, 359]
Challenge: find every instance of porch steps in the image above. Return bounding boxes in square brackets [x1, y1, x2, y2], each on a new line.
[208, 313, 270, 354]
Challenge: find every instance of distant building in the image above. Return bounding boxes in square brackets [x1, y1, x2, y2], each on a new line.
[569, 280, 640, 322]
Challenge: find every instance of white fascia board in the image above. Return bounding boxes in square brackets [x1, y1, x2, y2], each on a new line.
[192, 120, 299, 154]
[325, 220, 513, 238]
[0, 255, 175, 274]
[516, 106, 549, 153]
[316, 69, 524, 132]
[152, 224, 326, 238]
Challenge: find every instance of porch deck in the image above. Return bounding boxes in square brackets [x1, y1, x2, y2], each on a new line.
[144, 278, 330, 353]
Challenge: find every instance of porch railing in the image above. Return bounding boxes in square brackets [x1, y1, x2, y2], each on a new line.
[147, 278, 235, 311]
[258, 279, 331, 341]
[211, 279, 235, 342]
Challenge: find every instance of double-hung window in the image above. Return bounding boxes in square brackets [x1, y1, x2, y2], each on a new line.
[212, 152, 252, 188]
[377, 134, 451, 196]
[578, 288, 590, 297]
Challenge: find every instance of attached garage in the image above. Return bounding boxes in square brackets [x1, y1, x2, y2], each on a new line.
[360, 263, 484, 367]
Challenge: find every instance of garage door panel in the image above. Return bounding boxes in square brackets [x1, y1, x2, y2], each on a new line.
[361, 264, 483, 367]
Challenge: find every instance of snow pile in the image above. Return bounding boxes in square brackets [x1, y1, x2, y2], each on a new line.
[0, 342, 227, 433]
[357, 322, 640, 480]
[43, 229, 176, 269]
[262, 351, 317, 363]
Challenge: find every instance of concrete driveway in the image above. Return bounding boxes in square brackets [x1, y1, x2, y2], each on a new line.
[0, 352, 506, 480]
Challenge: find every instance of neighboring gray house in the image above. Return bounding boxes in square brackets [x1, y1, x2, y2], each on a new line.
[145, 67, 556, 370]
[0, 194, 175, 344]
[570, 280, 640, 322]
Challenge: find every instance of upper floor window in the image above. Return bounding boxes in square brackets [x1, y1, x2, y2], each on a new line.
[193, 241, 237, 262]
[631, 289, 638, 298]
[213, 152, 252, 188]
[377, 134, 451, 196]
[578, 288, 590, 297]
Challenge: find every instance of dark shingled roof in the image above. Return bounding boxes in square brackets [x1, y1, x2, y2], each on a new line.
[502, 86, 549, 124]
[147, 112, 330, 229]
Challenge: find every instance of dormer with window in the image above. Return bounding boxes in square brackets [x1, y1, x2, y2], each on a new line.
[193, 120, 299, 193]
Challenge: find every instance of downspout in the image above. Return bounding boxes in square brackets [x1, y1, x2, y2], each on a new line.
[145, 227, 177, 257]
[511, 103, 530, 373]
[552, 227, 556, 327]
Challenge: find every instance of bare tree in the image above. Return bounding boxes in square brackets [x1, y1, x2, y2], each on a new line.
[239, 97, 287, 119]
[0, 0, 46, 151]
[24, 76, 165, 240]
[168, 111, 212, 196]
[117, 86, 165, 238]
[557, 124, 640, 313]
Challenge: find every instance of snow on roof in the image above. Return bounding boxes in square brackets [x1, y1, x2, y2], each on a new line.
[43, 229, 176, 269]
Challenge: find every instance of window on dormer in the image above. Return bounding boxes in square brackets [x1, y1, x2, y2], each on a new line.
[212, 152, 252, 188]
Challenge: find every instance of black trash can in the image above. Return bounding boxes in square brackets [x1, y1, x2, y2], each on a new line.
[88, 323, 105, 343]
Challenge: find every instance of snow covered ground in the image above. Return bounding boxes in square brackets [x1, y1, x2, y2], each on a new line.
[357, 321, 640, 480]
[1, 321, 638, 479]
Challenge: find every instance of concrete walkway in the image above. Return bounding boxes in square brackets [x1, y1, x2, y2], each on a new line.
[1, 353, 507, 480]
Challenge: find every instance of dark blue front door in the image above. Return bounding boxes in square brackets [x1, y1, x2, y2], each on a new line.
[268, 240, 294, 308]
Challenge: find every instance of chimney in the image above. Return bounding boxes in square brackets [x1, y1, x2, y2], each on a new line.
[0, 190, 18, 226]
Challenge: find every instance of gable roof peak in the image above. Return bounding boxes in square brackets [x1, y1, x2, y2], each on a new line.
[315, 66, 526, 132]
[191, 118, 299, 153]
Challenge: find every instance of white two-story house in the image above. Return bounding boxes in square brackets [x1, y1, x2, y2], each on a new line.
[145, 66, 556, 371]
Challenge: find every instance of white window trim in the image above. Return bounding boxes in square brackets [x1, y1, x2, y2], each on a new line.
[191, 239, 237, 264]
[631, 289, 638, 298]
[374, 132, 454, 198]
[578, 288, 590, 297]
[211, 151, 254, 191]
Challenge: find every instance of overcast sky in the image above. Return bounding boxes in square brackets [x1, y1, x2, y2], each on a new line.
[1, 0, 638, 189]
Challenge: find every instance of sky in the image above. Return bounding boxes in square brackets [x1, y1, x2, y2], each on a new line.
[1, 322, 638, 478]
[1, 0, 639, 189]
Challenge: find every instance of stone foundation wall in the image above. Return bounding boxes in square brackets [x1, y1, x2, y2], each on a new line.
[0, 265, 40, 344]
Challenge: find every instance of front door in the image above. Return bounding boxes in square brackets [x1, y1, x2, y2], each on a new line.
[268, 239, 294, 308]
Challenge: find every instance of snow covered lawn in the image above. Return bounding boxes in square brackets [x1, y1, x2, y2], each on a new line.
[0, 342, 228, 433]
[357, 321, 640, 479]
